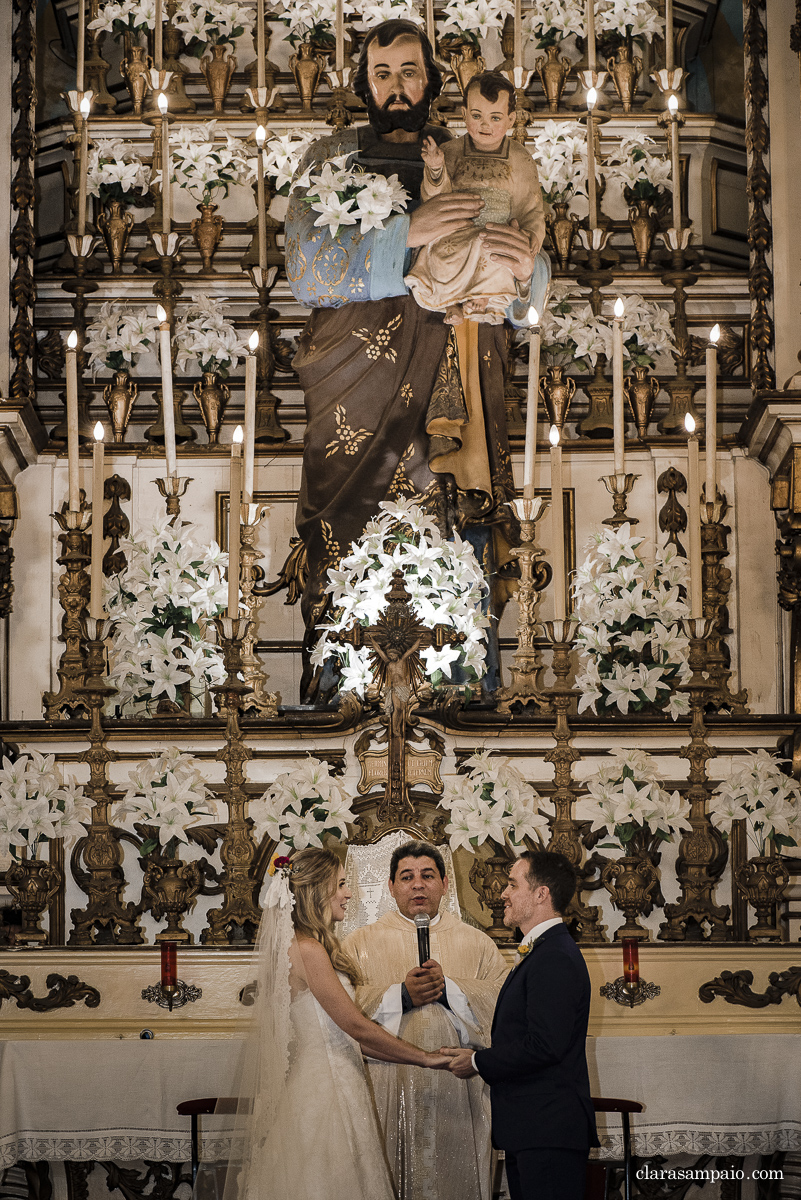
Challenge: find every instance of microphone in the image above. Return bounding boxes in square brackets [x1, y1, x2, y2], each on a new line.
[414, 914, 430, 966]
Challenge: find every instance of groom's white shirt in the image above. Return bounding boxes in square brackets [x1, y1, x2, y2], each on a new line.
[370, 910, 480, 1046]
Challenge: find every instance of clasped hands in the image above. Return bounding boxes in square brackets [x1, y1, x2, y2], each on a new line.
[406, 191, 538, 283]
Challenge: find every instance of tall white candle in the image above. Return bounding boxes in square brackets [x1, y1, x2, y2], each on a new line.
[255, 125, 267, 272]
[612, 297, 625, 474]
[228, 427, 243, 617]
[668, 95, 681, 230]
[513, 0, 522, 71]
[705, 324, 720, 501]
[77, 95, 90, 237]
[686, 413, 702, 618]
[76, 0, 86, 93]
[90, 422, 105, 619]
[335, 0, 344, 73]
[523, 308, 540, 500]
[157, 306, 177, 479]
[550, 425, 566, 620]
[244, 332, 259, 504]
[425, 0, 435, 48]
[665, 0, 674, 73]
[66, 331, 80, 512]
[586, 91, 597, 231]
[155, 0, 163, 72]
[158, 93, 170, 235]
[585, 0, 596, 73]
[257, 0, 266, 90]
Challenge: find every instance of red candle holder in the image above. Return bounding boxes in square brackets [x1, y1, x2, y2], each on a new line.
[161, 941, 177, 987]
[142, 942, 201, 1012]
[622, 938, 639, 986]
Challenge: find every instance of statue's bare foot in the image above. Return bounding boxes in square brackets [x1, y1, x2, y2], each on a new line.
[444, 305, 465, 325]
[463, 297, 489, 314]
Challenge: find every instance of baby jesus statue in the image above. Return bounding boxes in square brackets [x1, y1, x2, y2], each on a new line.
[405, 71, 545, 326]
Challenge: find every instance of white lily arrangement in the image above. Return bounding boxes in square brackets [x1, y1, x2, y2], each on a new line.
[572, 523, 693, 719]
[539, 284, 608, 370]
[597, 0, 663, 45]
[105, 515, 229, 715]
[87, 139, 150, 208]
[271, 0, 346, 46]
[174, 295, 250, 379]
[0, 752, 92, 861]
[298, 154, 410, 238]
[607, 294, 675, 369]
[312, 498, 490, 697]
[578, 747, 690, 856]
[356, 0, 424, 27]
[165, 121, 249, 206]
[88, 0, 156, 39]
[709, 750, 801, 858]
[605, 130, 673, 203]
[440, 0, 514, 45]
[245, 131, 318, 197]
[117, 747, 220, 858]
[523, 0, 585, 47]
[531, 121, 594, 207]
[172, 0, 254, 55]
[84, 302, 159, 375]
[441, 751, 551, 852]
[249, 757, 356, 851]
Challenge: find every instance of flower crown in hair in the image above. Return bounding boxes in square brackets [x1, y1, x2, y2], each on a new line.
[268, 854, 293, 878]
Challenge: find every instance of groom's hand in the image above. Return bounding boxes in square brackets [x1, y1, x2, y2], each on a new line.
[405, 960, 445, 1006]
[442, 1048, 478, 1079]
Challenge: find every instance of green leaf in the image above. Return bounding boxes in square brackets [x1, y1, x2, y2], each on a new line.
[140, 838, 158, 857]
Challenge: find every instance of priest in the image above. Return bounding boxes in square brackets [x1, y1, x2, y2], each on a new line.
[342, 840, 508, 1200]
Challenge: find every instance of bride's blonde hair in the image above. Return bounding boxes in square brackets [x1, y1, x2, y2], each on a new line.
[290, 848, 361, 987]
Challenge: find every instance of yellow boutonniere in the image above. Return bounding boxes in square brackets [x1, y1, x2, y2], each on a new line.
[517, 943, 531, 960]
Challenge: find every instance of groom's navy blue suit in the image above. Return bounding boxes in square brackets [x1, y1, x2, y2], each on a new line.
[473, 922, 598, 1200]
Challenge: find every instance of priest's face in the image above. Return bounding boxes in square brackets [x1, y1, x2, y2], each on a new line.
[389, 855, 448, 920]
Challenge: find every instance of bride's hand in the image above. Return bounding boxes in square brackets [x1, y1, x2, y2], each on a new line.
[424, 1052, 453, 1070]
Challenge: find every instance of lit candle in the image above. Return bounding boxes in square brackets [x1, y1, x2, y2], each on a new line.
[228, 426, 243, 617]
[612, 297, 625, 475]
[550, 425, 566, 620]
[585, 0, 596, 74]
[244, 332, 259, 504]
[335, 0, 344, 74]
[158, 92, 170, 235]
[586, 88, 597, 232]
[425, 0, 435, 49]
[155, 0, 163, 72]
[255, 125, 267, 273]
[77, 94, 90, 238]
[160, 941, 177, 988]
[90, 422, 105, 619]
[513, 0, 522, 71]
[66, 331, 80, 512]
[665, 0, 674, 73]
[668, 94, 681, 231]
[705, 324, 720, 502]
[685, 413, 702, 618]
[76, 0, 86, 93]
[257, 0, 266, 90]
[622, 938, 639, 985]
[157, 305, 177, 479]
[523, 307, 540, 500]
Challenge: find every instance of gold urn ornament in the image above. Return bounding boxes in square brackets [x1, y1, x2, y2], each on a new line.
[442, 38, 485, 97]
[536, 44, 571, 113]
[539, 364, 576, 432]
[469, 841, 515, 943]
[199, 44, 237, 114]
[5, 857, 63, 945]
[607, 37, 642, 113]
[545, 202, 580, 270]
[601, 853, 658, 940]
[191, 202, 225, 272]
[628, 197, 659, 269]
[624, 364, 659, 439]
[142, 855, 203, 943]
[290, 41, 327, 115]
[103, 369, 138, 443]
[735, 854, 790, 941]
[193, 371, 231, 444]
[97, 200, 135, 275]
[121, 42, 151, 116]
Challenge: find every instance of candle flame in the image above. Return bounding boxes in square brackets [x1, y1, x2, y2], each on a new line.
[233, 425, 244, 444]
[94, 421, 104, 442]
[528, 306, 538, 327]
[156, 304, 167, 323]
[710, 323, 721, 344]
[614, 296, 625, 319]
[248, 330, 260, 351]
[549, 425, 560, 447]
[157, 92, 168, 115]
[80, 94, 91, 118]
[587, 87, 597, 110]
[255, 124, 266, 147]
[67, 330, 78, 350]
[685, 412, 696, 434]
[667, 94, 678, 114]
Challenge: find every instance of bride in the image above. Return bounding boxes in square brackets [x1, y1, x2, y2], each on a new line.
[227, 847, 448, 1200]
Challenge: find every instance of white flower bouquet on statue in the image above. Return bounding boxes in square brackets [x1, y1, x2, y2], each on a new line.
[709, 750, 801, 857]
[522, 0, 585, 48]
[312, 498, 490, 697]
[294, 154, 411, 238]
[605, 130, 673, 204]
[84, 302, 160, 375]
[244, 131, 318, 197]
[441, 751, 552, 853]
[88, 0, 156, 39]
[173, 295, 251, 379]
[172, 0, 254, 55]
[572, 523, 693, 719]
[531, 121, 594, 207]
[105, 515, 229, 715]
[249, 757, 357, 851]
[577, 747, 690, 855]
[163, 121, 249, 206]
[117, 747, 221, 858]
[440, 0, 513, 44]
[0, 751, 92, 860]
[87, 139, 150, 208]
[597, 0, 663, 45]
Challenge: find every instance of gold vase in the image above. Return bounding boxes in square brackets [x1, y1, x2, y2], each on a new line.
[193, 371, 230, 444]
[469, 840, 515, 943]
[607, 36, 642, 113]
[539, 364, 576, 431]
[5, 857, 62, 945]
[601, 853, 657, 940]
[628, 196, 658, 269]
[536, 43, 571, 113]
[199, 43, 237, 114]
[624, 364, 659, 439]
[444, 38, 485, 97]
[190, 202, 224, 272]
[121, 42, 151, 115]
[142, 853, 202, 943]
[290, 41, 326, 114]
[545, 201, 579, 269]
[735, 854, 790, 941]
[103, 369, 138, 443]
[97, 200, 135, 274]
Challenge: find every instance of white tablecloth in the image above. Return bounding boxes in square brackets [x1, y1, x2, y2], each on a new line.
[1, 1036, 799, 1167]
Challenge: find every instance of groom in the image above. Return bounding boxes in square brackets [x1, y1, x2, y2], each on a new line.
[444, 851, 598, 1200]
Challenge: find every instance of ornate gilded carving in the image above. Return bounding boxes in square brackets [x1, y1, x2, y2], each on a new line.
[42, 507, 91, 720]
[699, 966, 801, 1009]
[743, 0, 775, 392]
[103, 474, 131, 577]
[496, 496, 552, 713]
[657, 466, 687, 556]
[10, 0, 37, 406]
[0, 970, 100, 1011]
[701, 497, 749, 715]
[238, 504, 281, 716]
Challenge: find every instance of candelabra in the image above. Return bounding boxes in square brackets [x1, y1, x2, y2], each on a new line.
[147, 234, 196, 454]
[155, 475, 192, 521]
[601, 471, 640, 529]
[43, 507, 92, 719]
[239, 503, 281, 716]
[575, 228, 618, 440]
[701, 494, 750, 714]
[326, 68, 352, 129]
[496, 496, 552, 713]
[249, 265, 291, 443]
